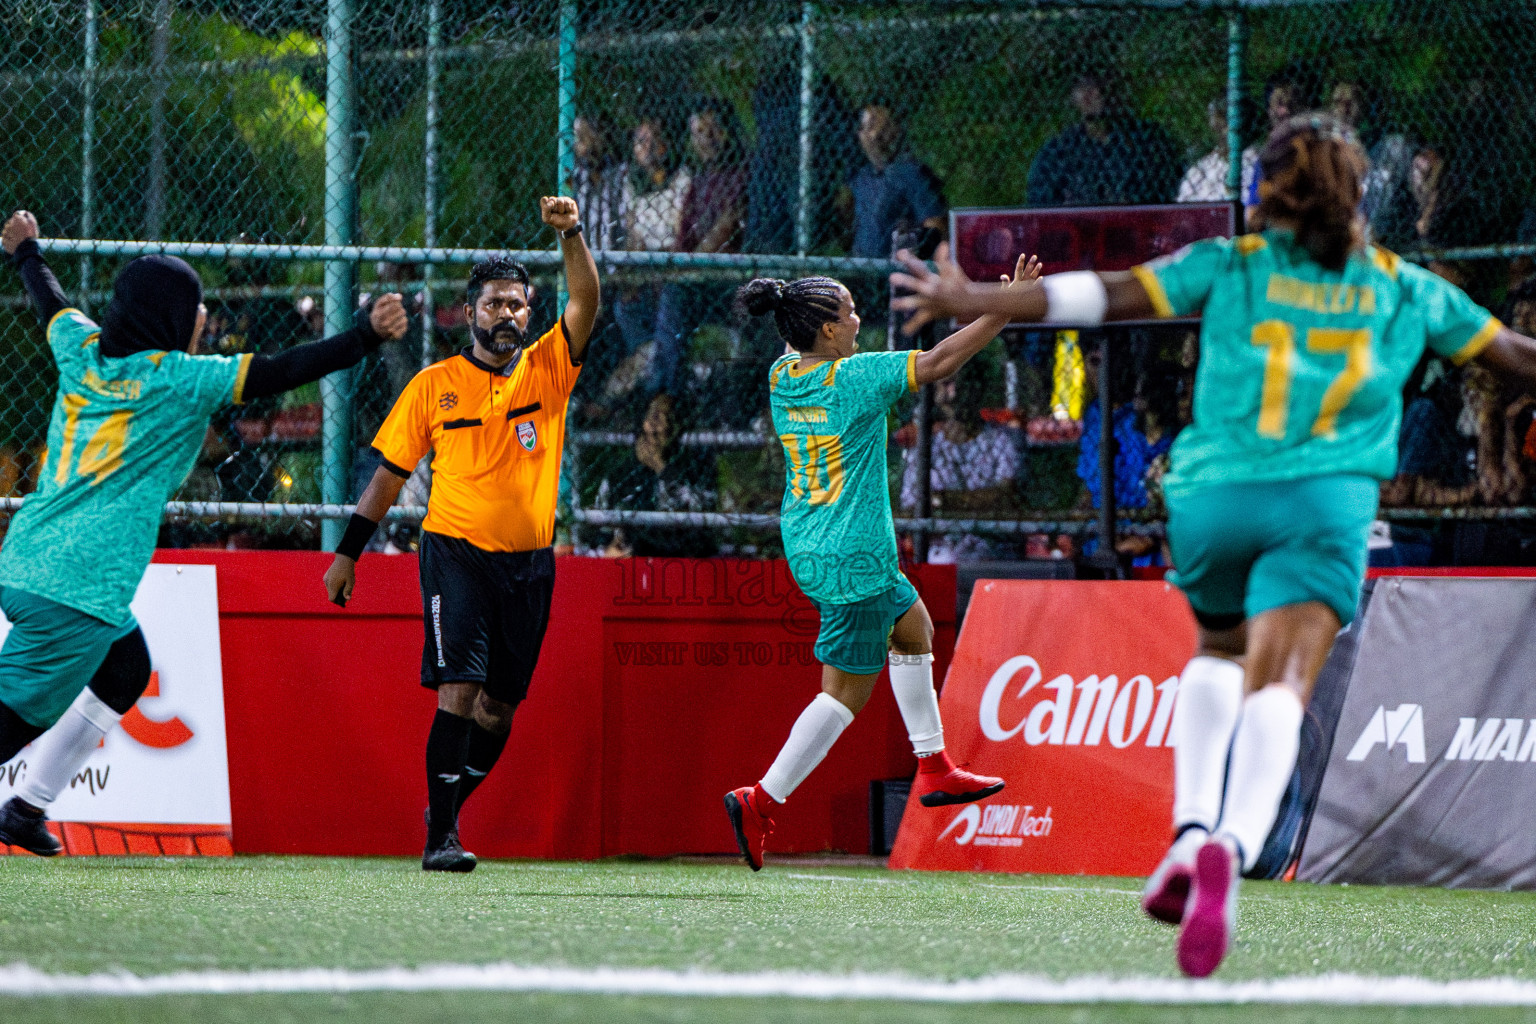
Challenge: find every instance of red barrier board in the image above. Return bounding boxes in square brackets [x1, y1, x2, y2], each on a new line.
[890, 580, 1197, 876]
[152, 551, 955, 859]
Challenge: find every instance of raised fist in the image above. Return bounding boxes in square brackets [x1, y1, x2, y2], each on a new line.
[2, 211, 39, 256]
[540, 195, 580, 234]
[369, 292, 409, 341]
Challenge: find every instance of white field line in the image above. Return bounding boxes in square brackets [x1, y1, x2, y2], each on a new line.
[6, 963, 1536, 1005]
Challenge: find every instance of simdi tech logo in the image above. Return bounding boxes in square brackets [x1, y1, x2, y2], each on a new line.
[1346, 703, 1536, 764]
[938, 803, 1054, 847]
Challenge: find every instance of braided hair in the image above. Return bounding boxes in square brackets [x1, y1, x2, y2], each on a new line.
[1256, 112, 1368, 271]
[736, 276, 846, 352]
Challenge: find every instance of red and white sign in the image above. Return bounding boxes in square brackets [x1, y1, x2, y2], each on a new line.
[890, 580, 1197, 876]
[0, 564, 233, 856]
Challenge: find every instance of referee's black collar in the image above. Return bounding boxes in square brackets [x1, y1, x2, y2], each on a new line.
[460, 344, 521, 377]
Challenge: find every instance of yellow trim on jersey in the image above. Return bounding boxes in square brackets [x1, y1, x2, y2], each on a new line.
[1233, 235, 1269, 256]
[1449, 316, 1502, 366]
[823, 358, 844, 386]
[906, 349, 919, 392]
[1370, 246, 1401, 279]
[231, 353, 254, 405]
[1131, 264, 1175, 318]
[46, 307, 79, 335]
[786, 356, 831, 378]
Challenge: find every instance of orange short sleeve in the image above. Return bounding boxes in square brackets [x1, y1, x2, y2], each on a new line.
[371, 372, 433, 473]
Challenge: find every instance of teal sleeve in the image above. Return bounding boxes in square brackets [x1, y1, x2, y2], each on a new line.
[166, 352, 250, 415]
[1131, 237, 1231, 318]
[842, 350, 917, 413]
[45, 309, 98, 369]
[1409, 265, 1501, 364]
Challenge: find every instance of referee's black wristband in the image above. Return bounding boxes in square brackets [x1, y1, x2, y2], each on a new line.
[335, 513, 378, 562]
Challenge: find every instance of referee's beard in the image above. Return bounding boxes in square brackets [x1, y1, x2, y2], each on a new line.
[472, 319, 526, 357]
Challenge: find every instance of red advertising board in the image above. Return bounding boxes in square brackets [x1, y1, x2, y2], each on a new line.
[890, 579, 1198, 876]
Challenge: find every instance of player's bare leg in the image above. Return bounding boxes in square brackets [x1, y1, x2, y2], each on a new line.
[423, 682, 479, 873]
[1178, 603, 1334, 978]
[1143, 621, 1247, 925]
[890, 600, 1004, 807]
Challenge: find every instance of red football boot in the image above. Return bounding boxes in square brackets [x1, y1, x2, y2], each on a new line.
[911, 751, 1005, 807]
[1177, 838, 1240, 978]
[724, 784, 776, 871]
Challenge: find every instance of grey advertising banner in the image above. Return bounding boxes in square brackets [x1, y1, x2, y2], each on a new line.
[1299, 576, 1536, 890]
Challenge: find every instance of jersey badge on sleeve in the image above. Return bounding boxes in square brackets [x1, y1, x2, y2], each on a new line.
[516, 419, 538, 451]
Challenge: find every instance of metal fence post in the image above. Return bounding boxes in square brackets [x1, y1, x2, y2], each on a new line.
[795, 1, 815, 257]
[78, 0, 96, 312]
[556, 0, 576, 313]
[1096, 333, 1118, 577]
[1226, 8, 1246, 201]
[421, 0, 441, 370]
[145, 0, 173, 240]
[320, 0, 358, 552]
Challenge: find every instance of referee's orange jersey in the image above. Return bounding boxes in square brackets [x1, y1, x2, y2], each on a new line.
[371, 320, 580, 552]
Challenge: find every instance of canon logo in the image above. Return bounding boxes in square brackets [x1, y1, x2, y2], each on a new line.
[978, 656, 1179, 749]
[938, 803, 1054, 846]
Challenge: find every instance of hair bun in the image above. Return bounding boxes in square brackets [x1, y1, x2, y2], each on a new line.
[739, 277, 788, 317]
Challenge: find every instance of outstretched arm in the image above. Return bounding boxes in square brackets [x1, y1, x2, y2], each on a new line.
[891, 247, 1155, 336]
[912, 249, 1040, 385]
[1475, 328, 1536, 396]
[2, 212, 69, 327]
[542, 195, 600, 363]
[322, 462, 410, 607]
[242, 294, 408, 400]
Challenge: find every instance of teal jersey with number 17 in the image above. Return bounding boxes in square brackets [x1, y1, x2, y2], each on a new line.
[0, 309, 251, 626]
[769, 348, 918, 605]
[1132, 229, 1500, 498]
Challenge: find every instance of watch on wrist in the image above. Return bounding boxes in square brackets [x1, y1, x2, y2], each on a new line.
[560, 223, 583, 239]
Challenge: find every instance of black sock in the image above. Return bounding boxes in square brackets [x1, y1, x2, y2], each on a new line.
[425, 709, 472, 839]
[457, 722, 510, 813]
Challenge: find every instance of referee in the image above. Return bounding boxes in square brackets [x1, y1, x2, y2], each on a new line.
[324, 196, 599, 872]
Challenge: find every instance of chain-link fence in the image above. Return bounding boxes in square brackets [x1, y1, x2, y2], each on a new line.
[4, 0, 1536, 568]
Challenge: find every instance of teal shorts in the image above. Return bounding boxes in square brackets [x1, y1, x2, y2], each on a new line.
[0, 587, 138, 727]
[811, 576, 921, 676]
[1166, 474, 1377, 629]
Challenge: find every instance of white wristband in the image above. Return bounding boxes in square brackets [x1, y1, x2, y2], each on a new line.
[1041, 271, 1108, 326]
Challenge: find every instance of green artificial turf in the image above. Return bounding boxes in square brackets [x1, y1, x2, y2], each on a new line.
[4, 856, 1536, 1023]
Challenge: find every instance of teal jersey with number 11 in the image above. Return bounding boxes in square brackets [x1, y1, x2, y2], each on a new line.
[0, 309, 251, 626]
[1132, 229, 1500, 498]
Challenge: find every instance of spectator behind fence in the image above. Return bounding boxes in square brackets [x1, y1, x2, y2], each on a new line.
[1329, 80, 1416, 250]
[1243, 65, 1321, 223]
[570, 115, 626, 253]
[1178, 96, 1257, 202]
[678, 101, 747, 254]
[746, 66, 859, 255]
[591, 392, 718, 558]
[899, 358, 1019, 562]
[597, 117, 691, 412]
[1410, 143, 1502, 300]
[1026, 73, 1179, 207]
[845, 103, 947, 258]
[1380, 361, 1477, 508]
[1075, 344, 1171, 512]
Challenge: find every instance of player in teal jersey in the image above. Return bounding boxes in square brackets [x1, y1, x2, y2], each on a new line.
[722, 252, 1039, 872]
[891, 114, 1536, 976]
[0, 210, 408, 855]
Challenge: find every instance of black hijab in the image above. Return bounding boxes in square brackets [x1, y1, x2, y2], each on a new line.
[100, 255, 203, 357]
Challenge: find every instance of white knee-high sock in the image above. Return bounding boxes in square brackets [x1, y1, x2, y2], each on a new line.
[888, 653, 944, 756]
[15, 688, 122, 808]
[1217, 684, 1304, 871]
[1170, 655, 1244, 833]
[759, 692, 855, 804]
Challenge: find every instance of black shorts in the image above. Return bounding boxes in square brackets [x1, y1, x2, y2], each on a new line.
[418, 531, 556, 706]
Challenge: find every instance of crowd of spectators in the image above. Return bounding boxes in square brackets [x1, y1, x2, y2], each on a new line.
[50, 69, 1533, 566]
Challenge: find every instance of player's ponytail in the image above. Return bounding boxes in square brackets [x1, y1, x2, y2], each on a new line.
[736, 276, 845, 352]
[1255, 112, 1368, 271]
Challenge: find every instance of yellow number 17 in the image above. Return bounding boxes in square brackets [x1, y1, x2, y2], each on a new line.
[1250, 321, 1372, 440]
